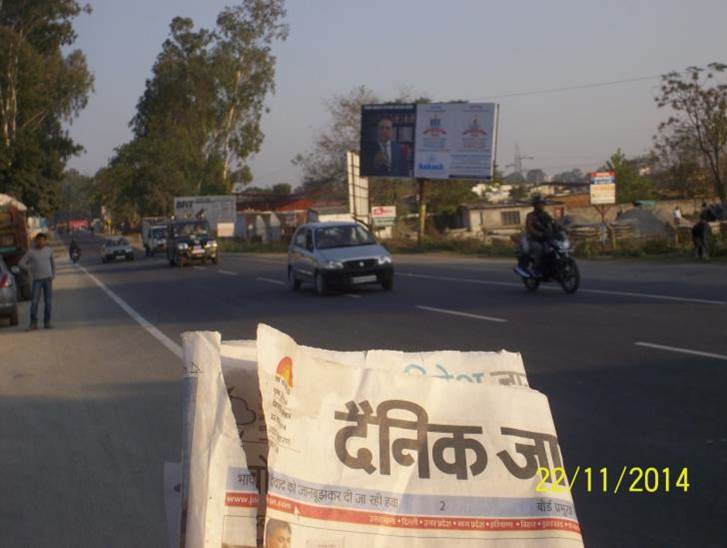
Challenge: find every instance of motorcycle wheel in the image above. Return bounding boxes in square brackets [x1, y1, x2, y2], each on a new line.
[559, 258, 580, 294]
[523, 276, 540, 293]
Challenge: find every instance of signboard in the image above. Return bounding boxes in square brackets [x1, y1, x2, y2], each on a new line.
[360, 104, 416, 178]
[346, 151, 370, 220]
[414, 103, 496, 180]
[589, 171, 616, 205]
[174, 196, 236, 233]
[371, 205, 396, 227]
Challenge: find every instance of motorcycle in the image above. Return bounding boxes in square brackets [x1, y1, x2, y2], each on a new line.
[70, 248, 81, 264]
[514, 229, 580, 294]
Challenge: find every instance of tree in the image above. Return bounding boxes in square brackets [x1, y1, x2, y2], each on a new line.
[272, 182, 291, 194]
[0, 0, 93, 215]
[99, 1, 287, 222]
[654, 63, 727, 201]
[603, 149, 656, 203]
[526, 168, 546, 185]
[508, 184, 528, 202]
[552, 168, 586, 183]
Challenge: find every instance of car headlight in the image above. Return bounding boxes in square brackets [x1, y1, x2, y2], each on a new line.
[177, 242, 188, 250]
[206, 240, 218, 248]
[323, 260, 344, 269]
[377, 255, 393, 265]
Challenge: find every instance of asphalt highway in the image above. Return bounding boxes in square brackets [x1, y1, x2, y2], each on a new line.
[3, 231, 726, 547]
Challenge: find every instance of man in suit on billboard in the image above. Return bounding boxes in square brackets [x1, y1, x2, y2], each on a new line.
[366, 117, 408, 177]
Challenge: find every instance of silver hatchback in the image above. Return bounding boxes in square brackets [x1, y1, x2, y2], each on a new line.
[287, 222, 394, 295]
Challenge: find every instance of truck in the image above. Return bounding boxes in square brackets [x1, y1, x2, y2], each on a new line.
[141, 216, 168, 256]
[0, 194, 31, 300]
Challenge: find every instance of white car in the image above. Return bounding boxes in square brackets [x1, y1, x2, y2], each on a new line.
[101, 237, 134, 263]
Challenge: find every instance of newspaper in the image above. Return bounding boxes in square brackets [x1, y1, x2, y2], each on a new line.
[257, 324, 582, 547]
[181, 332, 258, 548]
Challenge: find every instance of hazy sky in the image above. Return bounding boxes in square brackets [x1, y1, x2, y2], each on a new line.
[66, 0, 727, 185]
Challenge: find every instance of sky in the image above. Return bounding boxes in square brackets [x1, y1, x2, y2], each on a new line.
[66, 0, 727, 185]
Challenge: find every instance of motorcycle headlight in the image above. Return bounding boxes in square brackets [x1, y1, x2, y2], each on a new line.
[323, 260, 344, 269]
[377, 255, 392, 265]
[177, 242, 188, 250]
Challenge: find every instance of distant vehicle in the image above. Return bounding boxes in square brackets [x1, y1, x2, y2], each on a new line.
[287, 222, 394, 295]
[101, 237, 134, 263]
[514, 228, 580, 294]
[141, 217, 168, 256]
[166, 219, 218, 267]
[0, 193, 31, 300]
[0, 256, 19, 326]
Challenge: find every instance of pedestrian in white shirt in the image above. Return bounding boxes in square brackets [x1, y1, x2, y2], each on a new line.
[673, 206, 682, 226]
[19, 233, 55, 330]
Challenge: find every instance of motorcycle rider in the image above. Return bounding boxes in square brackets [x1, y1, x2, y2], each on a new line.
[515, 194, 555, 277]
[69, 238, 81, 262]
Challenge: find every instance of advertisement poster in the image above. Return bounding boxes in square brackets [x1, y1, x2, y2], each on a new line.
[589, 171, 616, 205]
[360, 104, 416, 178]
[414, 103, 496, 180]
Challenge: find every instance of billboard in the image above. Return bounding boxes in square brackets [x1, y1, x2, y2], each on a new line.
[174, 196, 237, 236]
[589, 171, 616, 205]
[359, 104, 416, 178]
[414, 102, 497, 180]
[371, 205, 396, 227]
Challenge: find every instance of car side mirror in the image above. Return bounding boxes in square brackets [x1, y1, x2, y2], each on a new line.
[10, 266, 20, 274]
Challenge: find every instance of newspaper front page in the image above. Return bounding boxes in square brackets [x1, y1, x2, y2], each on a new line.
[257, 324, 582, 547]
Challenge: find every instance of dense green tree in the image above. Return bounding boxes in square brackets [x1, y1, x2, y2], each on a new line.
[99, 1, 287, 223]
[603, 149, 656, 203]
[0, 0, 93, 215]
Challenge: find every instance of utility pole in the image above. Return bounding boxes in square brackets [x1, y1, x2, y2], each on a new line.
[506, 143, 534, 176]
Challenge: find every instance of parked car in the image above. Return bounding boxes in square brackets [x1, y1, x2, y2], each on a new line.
[0, 256, 19, 326]
[288, 222, 393, 295]
[101, 237, 134, 263]
[166, 219, 218, 267]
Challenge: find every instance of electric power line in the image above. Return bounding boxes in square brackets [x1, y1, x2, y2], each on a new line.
[474, 74, 661, 101]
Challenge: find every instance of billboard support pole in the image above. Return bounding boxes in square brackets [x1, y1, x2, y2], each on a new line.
[492, 104, 500, 180]
[417, 178, 427, 245]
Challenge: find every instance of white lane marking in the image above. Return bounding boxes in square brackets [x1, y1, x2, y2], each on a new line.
[344, 294, 362, 299]
[256, 277, 285, 286]
[634, 342, 727, 361]
[218, 270, 237, 276]
[77, 264, 182, 358]
[416, 305, 507, 323]
[399, 272, 726, 306]
[193, 266, 206, 271]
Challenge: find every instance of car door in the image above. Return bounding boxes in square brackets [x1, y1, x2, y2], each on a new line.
[299, 229, 316, 281]
[289, 228, 306, 278]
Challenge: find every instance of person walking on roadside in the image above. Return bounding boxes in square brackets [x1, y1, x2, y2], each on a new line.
[672, 205, 682, 226]
[691, 219, 711, 261]
[19, 233, 55, 330]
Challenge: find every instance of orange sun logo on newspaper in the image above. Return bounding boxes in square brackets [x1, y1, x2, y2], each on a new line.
[275, 357, 293, 388]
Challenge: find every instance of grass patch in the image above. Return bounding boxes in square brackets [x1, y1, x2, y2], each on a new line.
[383, 237, 515, 257]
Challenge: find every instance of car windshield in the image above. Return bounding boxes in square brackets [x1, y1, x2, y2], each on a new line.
[151, 229, 166, 238]
[107, 238, 128, 246]
[174, 222, 209, 237]
[315, 225, 376, 249]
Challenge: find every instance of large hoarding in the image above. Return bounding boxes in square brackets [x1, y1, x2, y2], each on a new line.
[174, 195, 237, 236]
[414, 103, 496, 180]
[360, 103, 497, 181]
[360, 104, 416, 178]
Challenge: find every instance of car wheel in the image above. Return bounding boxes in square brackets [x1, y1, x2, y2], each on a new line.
[9, 305, 19, 326]
[288, 267, 301, 291]
[315, 271, 327, 296]
[381, 277, 394, 291]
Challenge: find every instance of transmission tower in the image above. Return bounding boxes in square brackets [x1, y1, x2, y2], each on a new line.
[506, 143, 534, 175]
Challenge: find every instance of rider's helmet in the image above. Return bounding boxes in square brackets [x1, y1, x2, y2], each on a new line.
[531, 194, 546, 206]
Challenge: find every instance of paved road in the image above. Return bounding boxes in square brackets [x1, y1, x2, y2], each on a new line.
[3, 232, 726, 547]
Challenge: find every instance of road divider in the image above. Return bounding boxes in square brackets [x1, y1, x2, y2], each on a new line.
[634, 342, 727, 361]
[416, 305, 507, 323]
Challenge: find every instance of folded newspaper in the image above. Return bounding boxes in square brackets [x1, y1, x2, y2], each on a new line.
[180, 325, 582, 547]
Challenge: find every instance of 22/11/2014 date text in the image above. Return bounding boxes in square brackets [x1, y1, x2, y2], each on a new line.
[536, 466, 690, 494]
